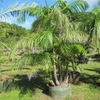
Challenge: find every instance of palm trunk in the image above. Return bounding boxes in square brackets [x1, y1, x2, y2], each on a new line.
[53, 64, 60, 86]
[64, 66, 69, 84]
[59, 65, 62, 83]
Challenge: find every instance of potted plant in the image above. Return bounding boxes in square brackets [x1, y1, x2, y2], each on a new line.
[13, 38, 86, 98]
[47, 43, 86, 98]
[11, 0, 88, 98]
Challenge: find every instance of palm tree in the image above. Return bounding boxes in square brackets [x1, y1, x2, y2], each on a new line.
[71, 2, 100, 52]
[90, 6, 100, 52]
[11, 0, 89, 86]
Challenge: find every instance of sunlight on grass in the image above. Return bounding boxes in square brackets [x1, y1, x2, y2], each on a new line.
[71, 84, 100, 100]
[0, 84, 99, 100]
[0, 89, 33, 100]
[0, 62, 100, 100]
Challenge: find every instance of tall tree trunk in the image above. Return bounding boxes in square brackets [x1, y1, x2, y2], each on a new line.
[53, 64, 60, 86]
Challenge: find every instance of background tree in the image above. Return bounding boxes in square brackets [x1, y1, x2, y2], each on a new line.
[0, 22, 29, 65]
[70, 4, 100, 52]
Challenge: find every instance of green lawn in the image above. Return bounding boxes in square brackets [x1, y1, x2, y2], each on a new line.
[0, 61, 100, 100]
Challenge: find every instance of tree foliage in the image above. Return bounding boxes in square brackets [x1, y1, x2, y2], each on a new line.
[0, 22, 29, 65]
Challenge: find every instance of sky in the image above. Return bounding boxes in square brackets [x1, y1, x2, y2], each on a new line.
[0, 0, 99, 29]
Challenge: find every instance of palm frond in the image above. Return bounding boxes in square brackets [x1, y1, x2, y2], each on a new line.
[98, 0, 100, 5]
[65, 30, 89, 45]
[1, 42, 12, 52]
[92, 21, 100, 48]
[0, 2, 39, 22]
[90, 7, 100, 48]
[12, 31, 53, 56]
[12, 52, 52, 73]
[69, 0, 89, 12]
[32, 7, 73, 40]
[91, 6, 100, 14]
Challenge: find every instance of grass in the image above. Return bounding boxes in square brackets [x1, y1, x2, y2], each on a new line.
[0, 61, 100, 100]
[71, 83, 100, 100]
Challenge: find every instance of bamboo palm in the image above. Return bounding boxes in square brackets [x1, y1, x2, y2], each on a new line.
[11, 0, 89, 86]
